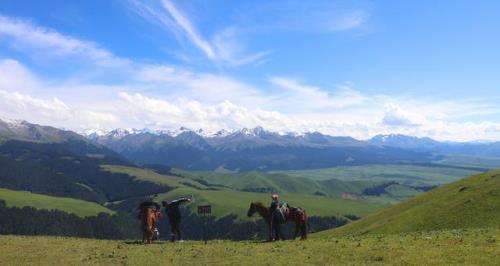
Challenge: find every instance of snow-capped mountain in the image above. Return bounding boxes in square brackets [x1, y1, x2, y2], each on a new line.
[2, 116, 500, 172]
[369, 134, 440, 150]
[0, 117, 84, 142]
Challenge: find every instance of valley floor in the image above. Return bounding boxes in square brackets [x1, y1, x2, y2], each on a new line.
[2, 228, 500, 265]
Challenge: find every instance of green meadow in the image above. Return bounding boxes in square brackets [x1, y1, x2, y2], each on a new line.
[274, 163, 480, 185]
[154, 187, 384, 219]
[104, 164, 390, 219]
[1, 228, 500, 265]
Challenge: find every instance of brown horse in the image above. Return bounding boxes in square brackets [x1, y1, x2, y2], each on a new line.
[247, 202, 308, 240]
[140, 207, 160, 244]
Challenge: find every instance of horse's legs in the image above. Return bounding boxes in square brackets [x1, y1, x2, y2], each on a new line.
[293, 222, 299, 240]
[275, 223, 285, 240]
[269, 218, 274, 241]
[300, 222, 307, 240]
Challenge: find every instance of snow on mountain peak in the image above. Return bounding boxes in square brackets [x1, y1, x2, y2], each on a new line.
[0, 116, 26, 128]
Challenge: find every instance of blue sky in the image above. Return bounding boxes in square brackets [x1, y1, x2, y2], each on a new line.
[1, 0, 500, 141]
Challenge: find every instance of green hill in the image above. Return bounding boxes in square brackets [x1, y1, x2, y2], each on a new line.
[316, 169, 500, 237]
[100, 165, 207, 189]
[0, 188, 114, 217]
[154, 187, 384, 219]
[103, 165, 388, 219]
[274, 163, 480, 185]
[175, 169, 377, 197]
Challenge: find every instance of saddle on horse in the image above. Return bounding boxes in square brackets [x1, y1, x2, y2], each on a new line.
[275, 202, 289, 222]
[275, 203, 304, 222]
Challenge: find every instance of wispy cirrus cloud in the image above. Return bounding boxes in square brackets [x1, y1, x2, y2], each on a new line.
[327, 10, 367, 31]
[228, 1, 369, 33]
[127, 0, 270, 66]
[0, 16, 129, 67]
[159, 0, 216, 59]
[269, 77, 370, 110]
[125, 0, 367, 66]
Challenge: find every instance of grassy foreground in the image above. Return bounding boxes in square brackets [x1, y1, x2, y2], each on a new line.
[1, 228, 500, 265]
[0, 188, 114, 217]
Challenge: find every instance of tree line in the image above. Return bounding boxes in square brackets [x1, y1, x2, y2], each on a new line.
[0, 200, 349, 240]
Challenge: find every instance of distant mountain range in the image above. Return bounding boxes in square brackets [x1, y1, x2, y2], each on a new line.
[369, 133, 500, 157]
[2, 117, 500, 171]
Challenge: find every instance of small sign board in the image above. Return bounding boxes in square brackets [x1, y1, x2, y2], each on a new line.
[197, 205, 211, 214]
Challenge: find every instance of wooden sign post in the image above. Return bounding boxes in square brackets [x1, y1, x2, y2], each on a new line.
[197, 205, 211, 244]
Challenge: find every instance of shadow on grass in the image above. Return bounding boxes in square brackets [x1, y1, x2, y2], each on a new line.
[123, 239, 286, 245]
[123, 240, 172, 245]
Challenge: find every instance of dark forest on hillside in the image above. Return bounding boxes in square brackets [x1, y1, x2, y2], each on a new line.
[0, 201, 348, 240]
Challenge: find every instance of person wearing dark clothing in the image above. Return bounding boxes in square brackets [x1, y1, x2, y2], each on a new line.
[162, 197, 191, 242]
[270, 193, 285, 241]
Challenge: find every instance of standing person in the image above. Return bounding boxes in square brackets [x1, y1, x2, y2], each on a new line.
[269, 193, 285, 241]
[162, 197, 191, 242]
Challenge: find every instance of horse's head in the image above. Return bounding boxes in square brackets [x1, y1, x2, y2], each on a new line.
[247, 202, 257, 217]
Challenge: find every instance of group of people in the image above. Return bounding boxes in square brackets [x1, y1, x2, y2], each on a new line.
[137, 197, 191, 242]
[138, 193, 295, 242]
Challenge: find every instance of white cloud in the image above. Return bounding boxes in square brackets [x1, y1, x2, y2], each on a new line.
[270, 77, 369, 111]
[116, 92, 289, 131]
[3, 58, 500, 141]
[134, 64, 267, 106]
[382, 104, 424, 127]
[0, 89, 118, 130]
[230, 2, 368, 33]
[327, 10, 367, 31]
[0, 59, 41, 92]
[0, 89, 71, 121]
[211, 27, 271, 66]
[0, 16, 128, 67]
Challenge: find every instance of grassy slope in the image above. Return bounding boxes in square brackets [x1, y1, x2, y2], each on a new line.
[2, 228, 500, 265]
[102, 164, 386, 219]
[175, 169, 376, 197]
[100, 165, 207, 189]
[154, 187, 383, 219]
[0, 188, 114, 217]
[274, 164, 479, 185]
[316, 170, 500, 237]
[436, 154, 500, 169]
